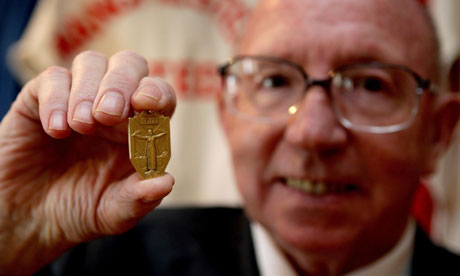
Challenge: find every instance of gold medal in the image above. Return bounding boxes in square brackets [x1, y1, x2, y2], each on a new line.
[128, 111, 171, 179]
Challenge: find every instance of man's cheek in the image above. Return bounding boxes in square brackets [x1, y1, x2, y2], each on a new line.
[229, 123, 282, 195]
[229, 122, 283, 160]
[357, 132, 422, 169]
[359, 140, 422, 201]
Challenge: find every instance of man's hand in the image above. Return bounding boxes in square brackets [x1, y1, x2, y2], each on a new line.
[0, 51, 176, 275]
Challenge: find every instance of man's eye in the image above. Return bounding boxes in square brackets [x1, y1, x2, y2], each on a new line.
[262, 75, 290, 88]
[361, 77, 385, 92]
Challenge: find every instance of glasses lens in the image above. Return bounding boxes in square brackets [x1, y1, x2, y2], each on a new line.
[331, 65, 420, 129]
[222, 57, 305, 121]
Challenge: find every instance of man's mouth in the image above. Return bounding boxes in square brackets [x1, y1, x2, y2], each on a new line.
[285, 178, 359, 196]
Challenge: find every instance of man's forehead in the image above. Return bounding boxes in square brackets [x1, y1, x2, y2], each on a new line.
[253, 0, 422, 23]
[240, 0, 434, 75]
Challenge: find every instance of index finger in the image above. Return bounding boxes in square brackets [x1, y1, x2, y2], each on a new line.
[131, 77, 177, 117]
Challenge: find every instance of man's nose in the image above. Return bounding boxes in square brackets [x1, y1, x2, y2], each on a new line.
[284, 87, 348, 155]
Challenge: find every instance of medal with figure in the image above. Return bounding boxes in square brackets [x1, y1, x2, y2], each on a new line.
[128, 111, 171, 179]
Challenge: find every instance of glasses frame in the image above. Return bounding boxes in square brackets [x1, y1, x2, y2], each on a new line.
[218, 55, 437, 133]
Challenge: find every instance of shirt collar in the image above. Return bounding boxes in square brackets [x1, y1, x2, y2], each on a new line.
[251, 220, 416, 276]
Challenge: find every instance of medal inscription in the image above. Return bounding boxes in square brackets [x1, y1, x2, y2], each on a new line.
[128, 111, 171, 179]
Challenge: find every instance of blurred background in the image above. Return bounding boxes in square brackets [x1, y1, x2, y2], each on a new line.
[1, 0, 460, 253]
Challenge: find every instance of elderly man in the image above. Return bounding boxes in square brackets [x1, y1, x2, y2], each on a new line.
[0, 0, 459, 275]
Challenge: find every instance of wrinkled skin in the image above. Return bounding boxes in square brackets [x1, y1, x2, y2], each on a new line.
[220, 0, 460, 275]
[0, 50, 176, 275]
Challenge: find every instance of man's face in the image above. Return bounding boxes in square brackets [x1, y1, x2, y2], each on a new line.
[221, 0, 440, 266]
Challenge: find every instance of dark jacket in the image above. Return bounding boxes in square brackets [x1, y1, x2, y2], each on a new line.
[36, 207, 460, 276]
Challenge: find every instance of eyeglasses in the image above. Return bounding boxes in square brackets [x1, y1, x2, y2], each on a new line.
[218, 56, 437, 133]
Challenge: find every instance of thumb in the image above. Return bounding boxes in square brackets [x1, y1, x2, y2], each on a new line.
[96, 173, 174, 235]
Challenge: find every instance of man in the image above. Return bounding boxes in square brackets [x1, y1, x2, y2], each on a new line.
[0, 0, 459, 275]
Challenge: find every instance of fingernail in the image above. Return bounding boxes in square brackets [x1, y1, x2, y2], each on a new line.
[73, 101, 94, 124]
[135, 85, 163, 103]
[136, 91, 161, 102]
[49, 110, 67, 130]
[96, 91, 125, 117]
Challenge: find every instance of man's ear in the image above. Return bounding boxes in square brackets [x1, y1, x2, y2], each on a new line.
[424, 94, 460, 175]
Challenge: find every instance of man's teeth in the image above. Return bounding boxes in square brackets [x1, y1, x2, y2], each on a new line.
[286, 178, 325, 195]
[286, 178, 354, 195]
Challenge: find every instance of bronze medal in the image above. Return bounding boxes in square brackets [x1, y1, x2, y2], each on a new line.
[128, 111, 171, 179]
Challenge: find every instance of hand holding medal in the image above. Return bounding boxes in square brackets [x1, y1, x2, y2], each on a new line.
[0, 51, 176, 274]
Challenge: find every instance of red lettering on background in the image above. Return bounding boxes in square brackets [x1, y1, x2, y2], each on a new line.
[55, 0, 248, 99]
[148, 60, 221, 100]
[55, 0, 250, 59]
[55, 0, 142, 59]
[193, 63, 221, 98]
[87, 2, 112, 21]
[150, 61, 167, 78]
[172, 63, 190, 96]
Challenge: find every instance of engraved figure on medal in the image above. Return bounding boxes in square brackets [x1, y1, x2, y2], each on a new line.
[128, 111, 171, 179]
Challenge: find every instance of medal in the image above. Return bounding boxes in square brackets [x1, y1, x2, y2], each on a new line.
[128, 111, 171, 179]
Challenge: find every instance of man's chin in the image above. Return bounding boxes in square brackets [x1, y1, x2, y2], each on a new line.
[271, 220, 360, 254]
